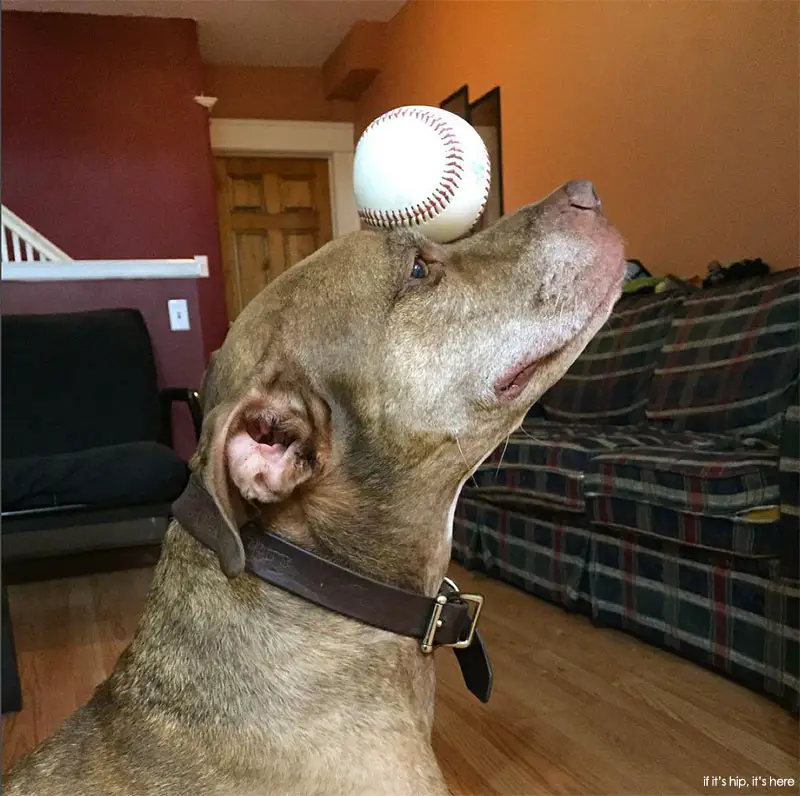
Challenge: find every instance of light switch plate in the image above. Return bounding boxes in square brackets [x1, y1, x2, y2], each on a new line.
[168, 299, 190, 331]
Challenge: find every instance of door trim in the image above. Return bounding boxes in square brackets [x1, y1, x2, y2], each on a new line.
[210, 119, 359, 239]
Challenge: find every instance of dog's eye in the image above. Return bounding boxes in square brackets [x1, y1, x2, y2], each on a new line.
[410, 257, 429, 279]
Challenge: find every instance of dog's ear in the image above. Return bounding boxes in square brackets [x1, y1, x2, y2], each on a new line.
[201, 379, 329, 577]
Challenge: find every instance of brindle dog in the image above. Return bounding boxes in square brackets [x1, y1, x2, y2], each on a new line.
[6, 180, 625, 796]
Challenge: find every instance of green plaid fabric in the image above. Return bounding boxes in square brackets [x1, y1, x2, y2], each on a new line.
[779, 383, 799, 577]
[452, 497, 592, 609]
[541, 293, 681, 425]
[780, 403, 800, 517]
[589, 529, 799, 711]
[467, 421, 662, 515]
[451, 496, 799, 710]
[467, 421, 777, 519]
[646, 270, 800, 441]
[587, 496, 782, 558]
[454, 271, 800, 710]
[588, 445, 779, 516]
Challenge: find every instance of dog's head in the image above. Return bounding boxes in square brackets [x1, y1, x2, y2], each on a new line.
[195, 180, 625, 592]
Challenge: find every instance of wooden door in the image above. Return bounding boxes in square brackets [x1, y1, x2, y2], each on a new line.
[215, 156, 333, 322]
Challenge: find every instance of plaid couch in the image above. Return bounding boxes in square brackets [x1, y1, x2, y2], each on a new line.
[453, 269, 800, 712]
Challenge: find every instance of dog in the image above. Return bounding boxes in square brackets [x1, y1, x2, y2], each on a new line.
[6, 179, 625, 795]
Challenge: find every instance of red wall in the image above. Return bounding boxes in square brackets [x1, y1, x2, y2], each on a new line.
[2, 11, 232, 456]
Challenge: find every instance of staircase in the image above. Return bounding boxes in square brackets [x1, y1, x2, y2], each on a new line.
[1, 205, 72, 264]
[1, 205, 208, 281]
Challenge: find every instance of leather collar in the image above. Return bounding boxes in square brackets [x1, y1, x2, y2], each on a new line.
[171, 475, 492, 703]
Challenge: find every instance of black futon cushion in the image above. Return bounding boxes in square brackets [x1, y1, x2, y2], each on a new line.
[2, 442, 189, 513]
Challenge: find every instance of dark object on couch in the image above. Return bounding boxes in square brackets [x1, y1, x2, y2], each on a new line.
[454, 269, 800, 712]
[704, 257, 771, 288]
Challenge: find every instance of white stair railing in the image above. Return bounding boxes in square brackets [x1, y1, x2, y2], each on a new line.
[1, 204, 208, 281]
[1, 205, 73, 263]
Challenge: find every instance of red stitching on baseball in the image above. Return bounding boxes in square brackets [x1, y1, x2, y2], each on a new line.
[357, 107, 490, 232]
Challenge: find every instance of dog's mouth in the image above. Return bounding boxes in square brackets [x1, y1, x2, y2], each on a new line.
[494, 274, 623, 402]
[494, 349, 562, 401]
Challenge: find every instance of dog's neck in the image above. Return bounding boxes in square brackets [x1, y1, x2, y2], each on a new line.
[256, 465, 459, 597]
[120, 474, 460, 712]
[108, 523, 444, 789]
[104, 455, 465, 795]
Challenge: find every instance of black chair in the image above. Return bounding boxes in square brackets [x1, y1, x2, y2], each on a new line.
[1, 308, 202, 714]
[1, 308, 201, 558]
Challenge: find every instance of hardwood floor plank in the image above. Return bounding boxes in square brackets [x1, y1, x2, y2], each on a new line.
[2, 563, 797, 794]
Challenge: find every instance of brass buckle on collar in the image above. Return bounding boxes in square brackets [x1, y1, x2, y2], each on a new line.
[420, 577, 484, 654]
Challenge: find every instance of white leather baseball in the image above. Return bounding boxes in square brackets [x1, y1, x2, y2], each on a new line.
[354, 106, 491, 244]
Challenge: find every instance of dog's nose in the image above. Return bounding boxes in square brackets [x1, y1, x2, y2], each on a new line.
[564, 179, 601, 210]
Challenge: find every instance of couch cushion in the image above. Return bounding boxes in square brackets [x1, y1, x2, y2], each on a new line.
[646, 270, 800, 441]
[779, 387, 800, 577]
[585, 440, 782, 558]
[587, 441, 779, 517]
[467, 421, 777, 520]
[588, 496, 782, 559]
[2, 442, 189, 513]
[780, 402, 800, 521]
[540, 293, 682, 425]
[2, 309, 162, 459]
[467, 421, 743, 515]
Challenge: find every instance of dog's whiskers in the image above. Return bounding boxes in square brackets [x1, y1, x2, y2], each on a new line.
[494, 434, 510, 481]
[455, 436, 479, 488]
[518, 425, 536, 441]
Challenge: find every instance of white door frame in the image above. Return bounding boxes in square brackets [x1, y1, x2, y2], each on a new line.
[209, 119, 360, 239]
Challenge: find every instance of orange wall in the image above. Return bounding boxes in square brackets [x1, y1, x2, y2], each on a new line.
[205, 64, 354, 122]
[356, 1, 799, 276]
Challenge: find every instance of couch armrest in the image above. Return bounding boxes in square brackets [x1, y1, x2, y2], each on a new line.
[779, 394, 800, 579]
[160, 388, 203, 446]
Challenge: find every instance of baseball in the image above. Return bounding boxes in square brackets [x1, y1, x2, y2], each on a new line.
[354, 106, 491, 243]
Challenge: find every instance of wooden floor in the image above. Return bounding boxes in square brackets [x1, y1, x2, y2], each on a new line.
[2, 564, 798, 795]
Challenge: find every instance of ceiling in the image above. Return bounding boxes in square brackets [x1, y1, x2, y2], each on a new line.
[3, 0, 405, 67]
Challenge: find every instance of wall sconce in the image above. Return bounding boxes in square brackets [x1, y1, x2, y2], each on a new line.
[193, 94, 218, 111]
